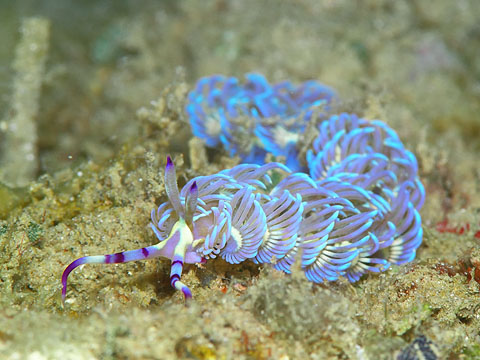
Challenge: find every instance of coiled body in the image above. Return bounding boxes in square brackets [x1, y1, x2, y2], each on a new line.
[62, 74, 425, 303]
[182, 74, 424, 282]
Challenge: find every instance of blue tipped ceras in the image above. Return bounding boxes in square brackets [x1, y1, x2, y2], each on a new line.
[62, 74, 425, 304]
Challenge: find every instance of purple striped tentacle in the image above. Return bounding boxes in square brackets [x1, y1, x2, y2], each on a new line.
[61, 244, 164, 306]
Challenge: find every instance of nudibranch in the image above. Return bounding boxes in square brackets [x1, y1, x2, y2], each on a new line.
[62, 74, 425, 305]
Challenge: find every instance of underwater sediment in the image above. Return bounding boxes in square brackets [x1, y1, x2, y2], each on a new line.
[0, 1, 480, 359]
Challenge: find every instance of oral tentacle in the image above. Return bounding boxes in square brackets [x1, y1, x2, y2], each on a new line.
[61, 241, 168, 306]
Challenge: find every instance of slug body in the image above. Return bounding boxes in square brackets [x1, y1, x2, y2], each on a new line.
[62, 74, 425, 304]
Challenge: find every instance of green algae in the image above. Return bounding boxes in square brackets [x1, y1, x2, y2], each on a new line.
[0, 1, 480, 359]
